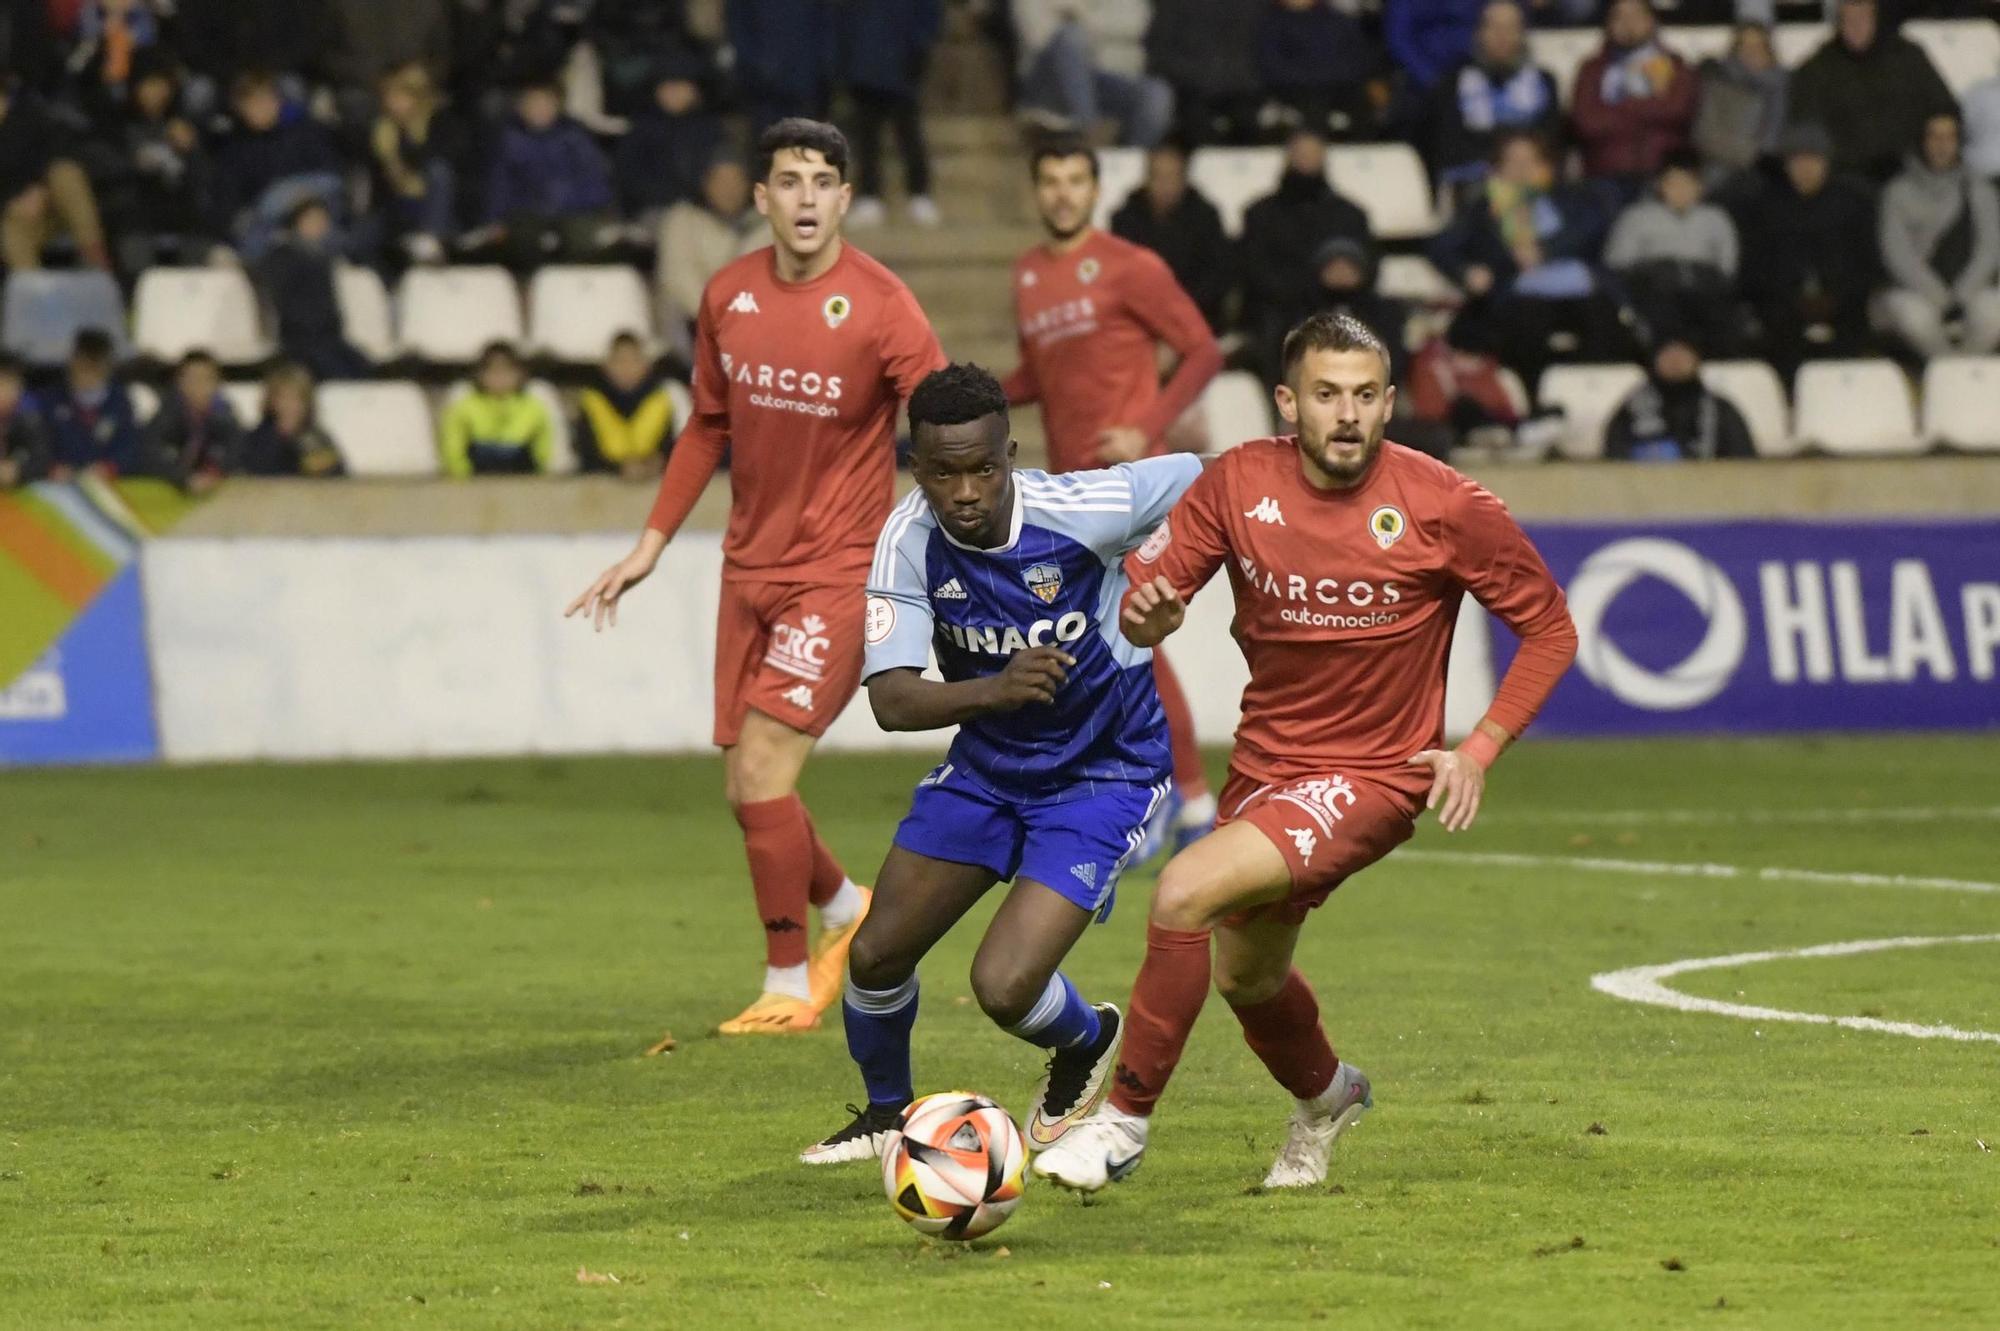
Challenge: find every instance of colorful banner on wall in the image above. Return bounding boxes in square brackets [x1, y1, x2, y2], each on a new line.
[1495, 519, 2000, 735]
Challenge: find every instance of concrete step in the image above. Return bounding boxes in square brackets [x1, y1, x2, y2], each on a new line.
[855, 221, 1041, 268]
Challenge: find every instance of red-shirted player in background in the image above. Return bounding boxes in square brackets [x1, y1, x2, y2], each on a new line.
[1004, 136, 1225, 858]
[567, 120, 946, 1037]
[1035, 312, 1577, 1193]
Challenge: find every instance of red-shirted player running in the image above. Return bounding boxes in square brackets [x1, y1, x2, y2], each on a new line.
[567, 120, 945, 1037]
[1004, 136, 1224, 857]
[1034, 312, 1577, 1192]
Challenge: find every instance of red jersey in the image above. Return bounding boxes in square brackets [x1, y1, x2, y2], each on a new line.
[647, 242, 945, 583]
[1003, 229, 1222, 474]
[1126, 439, 1576, 804]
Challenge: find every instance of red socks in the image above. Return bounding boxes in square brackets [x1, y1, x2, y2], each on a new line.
[1228, 968, 1338, 1102]
[733, 796, 814, 968]
[1151, 653, 1210, 798]
[1108, 922, 1213, 1116]
[798, 805, 848, 908]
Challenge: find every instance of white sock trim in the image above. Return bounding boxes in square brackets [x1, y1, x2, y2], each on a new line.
[1006, 972, 1068, 1037]
[844, 972, 918, 1016]
[764, 963, 810, 1002]
[818, 879, 864, 930]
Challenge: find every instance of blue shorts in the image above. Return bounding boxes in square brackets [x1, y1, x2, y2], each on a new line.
[892, 763, 1172, 921]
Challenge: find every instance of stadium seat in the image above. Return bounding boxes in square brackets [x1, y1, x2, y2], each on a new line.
[1191, 147, 1283, 236]
[1092, 148, 1144, 232]
[1377, 255, 1460, 305]
[132, 267, 270, 365]
[335, 265, 396, 364]
[1668, 25, 1734, 65]
[1328, 144, 1438, 240]
[128, 381, 159, 423]
[1771, 23, 1827, 69]
[316, 381, 441, 476]
[397, 266, 523, 364]
[1700, 360, 1795, 458]
[1528, 27, 1603, 105]
[664, 378, 693, 441]
[527, 265, 655, 363]
[1495, 367, 1531, 419]
[1792, 360, 1922, 456]
[222, 381, 264, 426]
[440, 378, 576, 473]
[1537, 363, 1646, 461]
[1920, 356, 2000, 451]
[2, 270, 128, 366]
[1905, 20, 2000, 97]
[1201, 370, 1275, 449]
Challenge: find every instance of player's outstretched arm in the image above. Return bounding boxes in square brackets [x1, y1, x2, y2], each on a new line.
[564, 527, 667, 632]
[1120, 576, 1186, 648]
[1409, 720, 1510, 834]
[867, 649, 1075, 731]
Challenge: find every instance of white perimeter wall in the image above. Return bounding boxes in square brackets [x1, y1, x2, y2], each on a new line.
[144, 534, 1496, 763]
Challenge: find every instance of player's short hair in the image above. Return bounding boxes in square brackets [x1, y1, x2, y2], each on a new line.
[756, 118, 850, 182]
[909, 363, 1008, 435]
[1281, 312, 1394, 385]
[71, 327, 115, 364]
[606, 330, 643, 354]
[177, 348, 220, 373]
[477, 340, 523, 370]
[1028, 133, 1098, 182]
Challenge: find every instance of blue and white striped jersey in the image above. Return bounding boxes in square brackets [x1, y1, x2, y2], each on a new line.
[864, 456, 1202, 803]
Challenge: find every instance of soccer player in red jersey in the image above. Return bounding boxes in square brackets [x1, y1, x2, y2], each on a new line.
[1003, 136, 1225, 856]
[567, 119, 946, 1037]
[1034, 312, 1578, 1192]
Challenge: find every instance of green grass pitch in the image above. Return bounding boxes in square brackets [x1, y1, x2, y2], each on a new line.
[4, 736, 1997, 1328]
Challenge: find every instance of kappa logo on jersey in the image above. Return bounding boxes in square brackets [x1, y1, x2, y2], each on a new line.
[1272, 776, 1358, 838]
[1077, 256, 1101, 284]
[823, 293, 852, 328]
[727, 290, 760, 314]
[782, 684, 815, 711]
[864, 595, 897, 645]
[939, 610, 1090, 656]
[1245, 496, 1286, 525]
[1023, 562, 1063, 604]
[767, 613, 833, 682]
[933, 578, 968, 600]
[1135, 517, 1172, 564]
[1369, 505, 1406, 549]
[1070, 862, 1098, 890]
[1287, 826, 1318, 865]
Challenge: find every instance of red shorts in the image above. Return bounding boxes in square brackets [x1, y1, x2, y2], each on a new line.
[712, 580, 865, 747]
[1218, 767, 1418, 926]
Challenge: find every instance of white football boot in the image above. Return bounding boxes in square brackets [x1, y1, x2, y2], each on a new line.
[1262, 1062, 1372, 1189]
[1029, 1103, 1148, 1192]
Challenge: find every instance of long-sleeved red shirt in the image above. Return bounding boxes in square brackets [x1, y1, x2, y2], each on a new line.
[1002, 228, 1223, 473]
[1124, 438, 1577, 803]
[646, 242, 945, 583]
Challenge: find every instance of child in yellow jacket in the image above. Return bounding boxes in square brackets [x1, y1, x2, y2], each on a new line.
[440, 341, 553, 476]
[574, 332, 675, 479]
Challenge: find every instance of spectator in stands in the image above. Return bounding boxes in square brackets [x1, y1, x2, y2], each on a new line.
[1144, 0, 1260, 146]
[575, 332, 675, 480]
[1605, 154, 1742, 353]
[370, 61, 469, 266]
[0, 354, 52, 490]
[1240, 128, 1374, 363]
[1428, 130, 1630, 392]
[1691, 22, 1787, 189]
[1965, 70, 2000, 187]
[1420, 0, 1561, 200]
[440, 341, 555, 477]
[838, 0, 943, 227]
[1570, 0, 1696, 194]
[1736, 123, 1877, 377]
[0, 82, 112, 271]
[1291, 237, 1412, 383]
[254, 198, 371, 382]
[89, 49, 211, 273]
[209, 70, 342, 260]
[36, 329, 146, 478]
[1110, 137, 1231, 331]
[1787, 0, 1956, 185]
[1012, 1, 1173, 148]
[1256, 0, 1387, 141]
[657, 154, 759, 340]
[1604, 336, 1755, 461]
[615, 55, 726, 224]
[238, 361, 345, 477]
[66, 0, 164, 123]
[1385, 0, 1487, 94]
[483, 76, 617, 271]
[1877, 113, 2000, 357]
[144, 349, 240, 493]
[728, 0, 834, 133]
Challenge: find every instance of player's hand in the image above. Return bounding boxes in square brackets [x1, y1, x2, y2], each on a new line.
[1095, 426, 1148, 463]
[1409, 748, 1486, 833]
[565, 542, 662, 632]
[987, 646, 1075, 710]
[1121, 576, 1185, 648]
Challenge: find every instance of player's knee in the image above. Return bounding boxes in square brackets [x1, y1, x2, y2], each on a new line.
[1150, 860, 1217, 932]
[844, 926, 911, 994]
[968, 955, 1041, 1029]
[1214, 961, 1286, 1008]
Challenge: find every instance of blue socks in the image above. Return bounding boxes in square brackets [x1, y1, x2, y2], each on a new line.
[1006, 971, 1102, 1051]
[843, 974, 919, 1107]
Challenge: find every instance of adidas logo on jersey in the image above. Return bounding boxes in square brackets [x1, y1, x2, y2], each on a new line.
[728, 290, 761, 314]
[782, 684, 815, 711]
[1245, 496, 1286, 525]
[933, 578, 968, 600]
[1070, 862, 1098, 889]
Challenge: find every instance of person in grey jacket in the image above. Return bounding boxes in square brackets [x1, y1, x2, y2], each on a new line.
[1606, 154, 1742, 352]
[1691, 22, 1786, 187]
[1877, 113, 2000, 357]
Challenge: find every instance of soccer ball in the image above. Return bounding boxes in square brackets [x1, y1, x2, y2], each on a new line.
[880, 1092, 1027, 1240]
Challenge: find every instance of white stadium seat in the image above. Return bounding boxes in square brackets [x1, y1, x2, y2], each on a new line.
[316, 381, 441, 476]
[1668, 25, 1734, 65]
[1792, 360, 1921, 456]
[128, 381, 159, 423]
[1700, 360, 1795, 458]
[133, 267, 270, 365]
[1093, 148, 1144, 233]
[1201, 370, 1275, 449]
[1496, 367, 1531, 419]
[1377, 254, 1460, 305]
[335, 264, 396, 364]
[397, 266, 523, 363]
[440, 379, 576, 473]
[1098, 145, 1438, 240]
[1904, 20, 2000, 97]
[2, 270, 128, 366]
[664, 378, 694, 441]
[1538, 363, 1646, 461]
[1920, 356, 2000, 451]
[222, 381, 264, 426]
[1329, 143, 1439, 240]
[1189, 147, 1283, 235]
[1528, 27, 1604, 106]
[527, 265, 655, 363]
[1771, 23, 1828, 69]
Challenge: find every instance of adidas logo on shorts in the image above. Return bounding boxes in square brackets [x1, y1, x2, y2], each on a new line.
[1070, 862, 1098, 889]
[728, 290, 761, 314]
[934, 578, 968, 600]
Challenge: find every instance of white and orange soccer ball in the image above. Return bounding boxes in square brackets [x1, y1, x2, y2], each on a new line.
[880, 1092, 1027, 1240]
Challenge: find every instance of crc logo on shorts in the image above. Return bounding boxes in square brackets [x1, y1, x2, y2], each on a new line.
[768, 612, 832, 682]
[1568, 537, 1746, 711]
[823, 294, 852, 328]
[1135, 517, 1171, 564]
[1271, 775, 1357, 837]
[865, 595, 896, 645]
[1024, 562, 1064, 604]
[1368, 505, 1405, 549]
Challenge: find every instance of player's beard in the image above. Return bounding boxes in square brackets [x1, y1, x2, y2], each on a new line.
[1304, 424, 1383, 486]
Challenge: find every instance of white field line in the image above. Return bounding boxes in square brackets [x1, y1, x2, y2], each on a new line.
[1589, 936, 2000, 1044]
[1485, 805, 2000, 827]
[1399, 848, 2000, 895]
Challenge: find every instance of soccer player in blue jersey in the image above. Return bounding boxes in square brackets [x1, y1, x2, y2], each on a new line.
[799, 363, 1203, 1165]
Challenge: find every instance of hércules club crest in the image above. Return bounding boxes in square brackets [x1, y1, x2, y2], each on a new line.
[1023, 563, 1063, 604]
